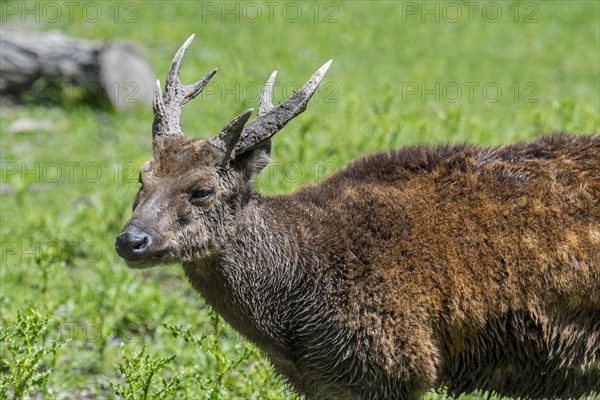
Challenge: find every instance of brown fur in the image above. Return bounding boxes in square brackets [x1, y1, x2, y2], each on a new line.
[271, 134, 600, 398]
[117, 130, 599, 399]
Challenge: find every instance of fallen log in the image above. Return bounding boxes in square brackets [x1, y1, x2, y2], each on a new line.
[0, 30, 155, 110]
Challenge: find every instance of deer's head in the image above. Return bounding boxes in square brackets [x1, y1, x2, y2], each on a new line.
[115, 35, 331, 268]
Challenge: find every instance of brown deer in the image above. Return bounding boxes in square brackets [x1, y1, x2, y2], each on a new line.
[115, 35, 600, 399]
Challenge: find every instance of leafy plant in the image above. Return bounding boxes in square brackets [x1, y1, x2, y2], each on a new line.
[107, 345, 182, 400]
[0, 309, 63, 400]
[164, 311, 257, 399]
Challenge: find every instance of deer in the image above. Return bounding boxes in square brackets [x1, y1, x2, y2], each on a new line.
[115, 35, 600, 400]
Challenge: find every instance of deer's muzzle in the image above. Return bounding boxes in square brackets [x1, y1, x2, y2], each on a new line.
[115, 225, 153, 261]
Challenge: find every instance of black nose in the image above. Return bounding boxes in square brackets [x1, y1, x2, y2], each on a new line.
[115, 226, 152, 260]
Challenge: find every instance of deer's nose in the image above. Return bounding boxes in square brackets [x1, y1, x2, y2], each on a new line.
[115, 226, 152, 260]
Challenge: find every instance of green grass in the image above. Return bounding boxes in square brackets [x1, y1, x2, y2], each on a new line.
[1, 1, 598, 398]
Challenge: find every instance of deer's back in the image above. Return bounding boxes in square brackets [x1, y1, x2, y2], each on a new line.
[271, 133, 600, 398]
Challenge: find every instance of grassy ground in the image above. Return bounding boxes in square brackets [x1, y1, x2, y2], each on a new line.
[1, 1, 599, 399]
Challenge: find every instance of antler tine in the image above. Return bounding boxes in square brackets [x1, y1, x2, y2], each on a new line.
[208, 108, 254, 163]
[163, 34, 217, 105]
[181, 68, 217, 105]
[165, 34, 194, 89]
[152, 79, 165, 115]
[152, 79, 167, 136]
[233, 60, 332, 154]
[153, 34, 217, 142]
[258, 71, 277, 116]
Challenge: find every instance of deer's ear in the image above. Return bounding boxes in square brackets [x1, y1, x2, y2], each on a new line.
[231, 140, 271, 181]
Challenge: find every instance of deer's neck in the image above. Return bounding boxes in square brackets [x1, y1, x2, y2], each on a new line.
[182, 197, 315, 359]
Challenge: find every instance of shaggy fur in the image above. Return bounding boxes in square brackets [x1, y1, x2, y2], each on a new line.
[118, 130, 599, 399]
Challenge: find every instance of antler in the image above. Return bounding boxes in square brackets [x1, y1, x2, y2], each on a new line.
[153, 34, 216, 143]
[209, 60, 332, 160]
[153, 35, 332, 160]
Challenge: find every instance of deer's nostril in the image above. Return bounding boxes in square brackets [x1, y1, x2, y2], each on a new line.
[132, 235, 150, 254]
[135, 236, 147, 249]
[115, 227, 152, 260]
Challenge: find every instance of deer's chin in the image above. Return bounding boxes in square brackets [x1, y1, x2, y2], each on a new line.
[123, 258, 165, 269]
[121, 248, 178, 269]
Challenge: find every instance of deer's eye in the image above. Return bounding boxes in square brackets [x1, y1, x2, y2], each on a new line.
[189, 188, 214, 205]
